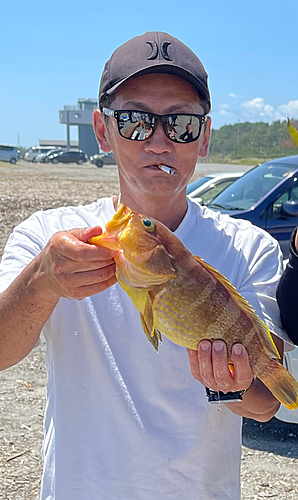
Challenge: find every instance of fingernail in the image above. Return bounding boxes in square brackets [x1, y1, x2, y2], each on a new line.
[200, 341, 210, 352]
[233, 344, 243, 355]
[213, 341, 224, 352]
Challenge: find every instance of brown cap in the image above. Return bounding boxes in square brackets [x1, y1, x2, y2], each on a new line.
[99, 32, 211, 112]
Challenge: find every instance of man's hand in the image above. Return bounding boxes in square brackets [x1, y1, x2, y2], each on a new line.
[186, 337, 283, 421]
[0, 226, 118, 370]
[186, 340, 253, 393]
[39, 226, 117, 300]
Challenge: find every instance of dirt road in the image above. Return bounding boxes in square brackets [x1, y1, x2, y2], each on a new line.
[0, 161, 297, 499]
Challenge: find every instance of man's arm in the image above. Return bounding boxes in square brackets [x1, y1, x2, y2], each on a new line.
[0, 226, 116, 371]
[276, 228, 298, 345]
[187, 334, 283, 422]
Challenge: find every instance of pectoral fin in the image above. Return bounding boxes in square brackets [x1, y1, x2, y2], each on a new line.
[140, 295, 162, 351]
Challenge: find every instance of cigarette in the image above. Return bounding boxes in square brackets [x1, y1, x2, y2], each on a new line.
[158, 165, 177, 176]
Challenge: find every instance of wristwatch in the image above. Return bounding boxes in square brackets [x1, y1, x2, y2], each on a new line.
[205, 387, 248, 404]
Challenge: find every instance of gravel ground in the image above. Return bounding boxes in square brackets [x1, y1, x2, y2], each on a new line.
[0, 161, 297, 500]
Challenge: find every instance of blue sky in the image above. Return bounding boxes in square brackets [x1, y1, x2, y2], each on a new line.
[1, 0, 297, 147]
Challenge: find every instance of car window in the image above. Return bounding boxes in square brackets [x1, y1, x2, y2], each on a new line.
[209, 162, 298, 211]
[197, 180, 236, 205]
[187, 176, 213, 195]
[269, 179, 298, 219]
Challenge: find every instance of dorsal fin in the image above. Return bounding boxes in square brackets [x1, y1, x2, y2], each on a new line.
[193, 255, 280, 359]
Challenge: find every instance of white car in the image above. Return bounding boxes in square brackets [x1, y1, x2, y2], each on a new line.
[275, 258, 298, 424]
[275, 346, 298, 423]
[24, 146, 55, 162]
[187, 172, 244, 206]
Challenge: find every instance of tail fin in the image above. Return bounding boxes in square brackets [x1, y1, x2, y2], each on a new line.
[259, 359, 298, 410]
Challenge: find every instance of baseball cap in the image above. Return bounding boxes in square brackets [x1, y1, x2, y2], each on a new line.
[99, 32, 211, 113]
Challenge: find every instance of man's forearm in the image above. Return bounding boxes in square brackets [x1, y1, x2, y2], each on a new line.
[0, 255, 59, 370]
[226, 378, 280, 422]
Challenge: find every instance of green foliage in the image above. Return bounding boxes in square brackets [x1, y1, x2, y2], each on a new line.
[209, 119, 298, 160]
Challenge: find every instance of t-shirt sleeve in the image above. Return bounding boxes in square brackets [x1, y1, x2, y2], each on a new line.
[0, 212, 46, 294]
[237, 230, 294, 352]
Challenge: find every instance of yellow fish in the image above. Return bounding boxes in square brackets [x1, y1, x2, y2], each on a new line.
[287, 117, 298, 148]
[89, 204, 298, 410]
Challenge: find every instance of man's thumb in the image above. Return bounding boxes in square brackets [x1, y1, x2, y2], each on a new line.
[68, 226, 103, 243]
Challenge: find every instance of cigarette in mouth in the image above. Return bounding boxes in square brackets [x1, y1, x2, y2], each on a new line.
[158, 165, 177, 176]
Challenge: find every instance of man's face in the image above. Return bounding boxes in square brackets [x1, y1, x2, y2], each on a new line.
[94, 73, 211, 201]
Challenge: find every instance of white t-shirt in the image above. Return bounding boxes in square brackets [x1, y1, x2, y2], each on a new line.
[0, 197, 289, 500]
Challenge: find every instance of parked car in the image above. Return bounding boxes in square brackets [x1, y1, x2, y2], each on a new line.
[24, 146, 55, 162]
[187, 172, 244, 205]
[36, 149, 63, 163]
[90, 152, 115, 168]
[207, 155, 298, 258]
[47, 150, 88, 165]
[0, 144, 19, 164]
[276, 345, 298, 424]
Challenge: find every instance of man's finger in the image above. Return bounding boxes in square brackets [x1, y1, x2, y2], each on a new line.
[212, 341, 231, 391]
[68, 226, 103, 242]
[49, 231, 117, 262]
[231, 344, 253, 390]
[53, 257, 116, 275]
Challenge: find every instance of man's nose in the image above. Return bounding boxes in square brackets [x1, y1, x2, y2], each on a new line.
[143, 119, 172, 153]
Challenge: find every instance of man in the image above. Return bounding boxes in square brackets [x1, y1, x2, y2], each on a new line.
[0, 32, 289, 500]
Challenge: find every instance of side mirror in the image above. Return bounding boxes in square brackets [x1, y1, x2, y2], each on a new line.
[280, 201, 298, 217]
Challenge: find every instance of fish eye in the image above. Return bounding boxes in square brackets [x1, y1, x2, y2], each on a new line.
[142, 218, 155, 233]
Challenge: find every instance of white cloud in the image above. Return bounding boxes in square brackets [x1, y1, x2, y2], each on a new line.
[229, 93, 238, 98]
[241, 97, 284, 120]
[217, 103, 229, 115]
[277, 100, 298, 117]
[241, 98, 274, 117]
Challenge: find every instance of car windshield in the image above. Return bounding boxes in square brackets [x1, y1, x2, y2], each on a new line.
[208, 162, 297, 211]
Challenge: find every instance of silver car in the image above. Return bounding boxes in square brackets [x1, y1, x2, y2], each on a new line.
[24, 146, 55, 162]
[187, 172, 244, 205]
[0, 144, 19, 164]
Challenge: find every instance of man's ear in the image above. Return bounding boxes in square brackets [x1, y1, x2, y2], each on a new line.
[198, 116, 211, 158]
[93, 109, 112, 153]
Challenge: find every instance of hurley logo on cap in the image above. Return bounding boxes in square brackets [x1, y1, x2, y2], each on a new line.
[146, 41, 172, 61]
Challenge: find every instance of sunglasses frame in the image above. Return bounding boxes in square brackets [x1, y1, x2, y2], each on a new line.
[102, 107, 207, 143]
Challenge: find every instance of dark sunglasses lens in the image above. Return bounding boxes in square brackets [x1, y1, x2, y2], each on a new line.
[118, 111, 155, 141]
[165, 115, 201, 143]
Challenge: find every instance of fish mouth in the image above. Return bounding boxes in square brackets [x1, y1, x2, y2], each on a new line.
[88, 204, 132, 250]
[106, 204, 131, 232]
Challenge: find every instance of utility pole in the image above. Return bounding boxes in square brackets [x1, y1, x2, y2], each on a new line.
[237, 120, 240, 156]
[66, 110, 70, 151]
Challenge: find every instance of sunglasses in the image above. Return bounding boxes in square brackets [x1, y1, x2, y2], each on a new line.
[103, 108, 207, 143]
